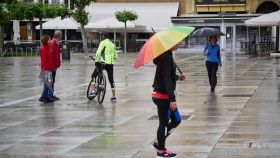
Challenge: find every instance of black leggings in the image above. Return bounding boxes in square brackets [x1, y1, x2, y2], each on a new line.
[92, 63, 115, 89]
[152, 98, 181, 150]
[206, 61, 219, 89]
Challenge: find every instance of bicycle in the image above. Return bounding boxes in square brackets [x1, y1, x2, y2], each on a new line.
[87, 56, 107, 104]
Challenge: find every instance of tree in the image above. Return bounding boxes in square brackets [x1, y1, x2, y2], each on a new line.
[11, 1, 69, 40]
[70, 0, 95, 55]
[0, 0, 17, 49]
[33, 2, 69, 39]
[115, 10, 138, 53]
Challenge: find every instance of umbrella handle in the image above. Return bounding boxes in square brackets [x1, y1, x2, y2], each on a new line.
[175, 63, 183, 75]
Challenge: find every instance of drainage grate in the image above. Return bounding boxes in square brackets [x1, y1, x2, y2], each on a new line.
[149, 115, 191, 120]
[223, 94, 252, 97]
[249, 142, 268, 149]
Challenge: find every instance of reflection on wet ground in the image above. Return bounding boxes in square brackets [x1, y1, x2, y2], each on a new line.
[0, 52, 280, 157]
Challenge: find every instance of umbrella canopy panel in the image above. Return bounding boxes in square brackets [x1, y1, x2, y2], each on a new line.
[134, 26, 195, 68]
[192, 27, 225, 37]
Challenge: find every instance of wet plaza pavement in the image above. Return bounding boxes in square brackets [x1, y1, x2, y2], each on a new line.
[0, 51, 280, 158]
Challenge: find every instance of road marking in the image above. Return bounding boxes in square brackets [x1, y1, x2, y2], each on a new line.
[0, 83, 88, 107]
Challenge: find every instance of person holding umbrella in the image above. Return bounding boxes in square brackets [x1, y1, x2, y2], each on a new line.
[203, 36, 221, 92]
[152, 44, 186, 158]
[134, 26, 195, 158]
[191, 27, 224, 92]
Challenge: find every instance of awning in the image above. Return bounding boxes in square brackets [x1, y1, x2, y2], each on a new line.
[36, 3, 179, 32]
[245, 10, 280, 26]
[85, 17, 138, 31]
[35, 17, 79, 30]
[85, 2, 179, 32]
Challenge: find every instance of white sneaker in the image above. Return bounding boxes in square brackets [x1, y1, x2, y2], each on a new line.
[89, 91, 97, 97]
[110, 97, 117, 102]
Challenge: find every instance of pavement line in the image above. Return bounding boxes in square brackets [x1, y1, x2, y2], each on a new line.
[0, 83, 88, 107]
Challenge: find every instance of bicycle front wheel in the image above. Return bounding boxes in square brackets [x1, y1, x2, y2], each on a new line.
[87, 79, 96, 100]
[97, 74, 106, 104]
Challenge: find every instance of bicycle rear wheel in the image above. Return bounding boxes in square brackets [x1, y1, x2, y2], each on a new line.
[97, 74, 106, 104]
[87, 79, 96, 100]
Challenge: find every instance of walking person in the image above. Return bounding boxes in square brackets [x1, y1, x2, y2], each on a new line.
[152, 44, 186, 158]
[89, 31, 118, 102]
[203, 36, 222, 92]
[39, 35, 54, 103]
[49, 30, 62, 100]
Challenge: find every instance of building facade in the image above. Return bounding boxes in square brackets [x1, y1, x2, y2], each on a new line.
[96, 0, 280, 15]
[6, 0, 280, 52]
[94, 0, 280, 51]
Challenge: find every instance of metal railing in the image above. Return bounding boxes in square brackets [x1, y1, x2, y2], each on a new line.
[196, 0, 246, 5]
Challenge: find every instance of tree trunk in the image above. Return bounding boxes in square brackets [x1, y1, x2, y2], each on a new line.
[124, 22, 128, 86]
[80, 24, 88, 57]
[0, 26, 4, 50]
[124, 21, 127, 53]
[39, 18, 43, 44]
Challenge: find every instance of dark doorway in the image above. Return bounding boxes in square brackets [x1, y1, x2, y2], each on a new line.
[256, 1, 279, 14]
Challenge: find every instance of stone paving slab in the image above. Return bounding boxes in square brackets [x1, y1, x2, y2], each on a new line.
[0, 53, 280, 157]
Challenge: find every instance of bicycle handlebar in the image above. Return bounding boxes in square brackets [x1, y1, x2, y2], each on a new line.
[89, 56, 106, 65]
[89, 56, 95, 61]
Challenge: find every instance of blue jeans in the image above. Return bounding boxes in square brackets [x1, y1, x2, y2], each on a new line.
[41, 84, 53, 98]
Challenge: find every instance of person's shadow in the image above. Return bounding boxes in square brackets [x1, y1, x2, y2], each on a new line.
[206, 92, 220, 121]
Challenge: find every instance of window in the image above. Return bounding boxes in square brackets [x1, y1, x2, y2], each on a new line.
[52, 0, 60, 4]
[196, 0, 246, 4]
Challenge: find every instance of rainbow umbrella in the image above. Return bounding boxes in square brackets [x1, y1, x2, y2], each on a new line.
[134, 26, 195, 68]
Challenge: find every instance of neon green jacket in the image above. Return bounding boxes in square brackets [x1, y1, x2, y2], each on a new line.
[95, 39, 118, 64]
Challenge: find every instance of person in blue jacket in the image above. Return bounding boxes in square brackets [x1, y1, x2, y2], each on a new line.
[203, 36, 221, 92]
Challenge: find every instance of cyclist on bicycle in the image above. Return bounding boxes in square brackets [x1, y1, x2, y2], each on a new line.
[89, 31, 118, 102]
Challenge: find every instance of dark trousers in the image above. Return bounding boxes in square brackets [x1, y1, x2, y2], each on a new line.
[206, 61, 219, 89]
[91, 63, 115, 89]
[52, 70, 56, 91]
[152, 98, 181, 150]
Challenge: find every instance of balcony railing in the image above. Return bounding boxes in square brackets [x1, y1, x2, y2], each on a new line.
[196, 0, 246, 5]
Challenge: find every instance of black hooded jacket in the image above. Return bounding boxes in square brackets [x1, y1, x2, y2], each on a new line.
[152, 50, 177, 102]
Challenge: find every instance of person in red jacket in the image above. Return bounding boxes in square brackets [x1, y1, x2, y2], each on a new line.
[49, 30, 62, 101]
[39, 35, 54, 103]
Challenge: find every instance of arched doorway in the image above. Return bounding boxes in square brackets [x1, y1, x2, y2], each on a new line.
[256, 1, 279, 14]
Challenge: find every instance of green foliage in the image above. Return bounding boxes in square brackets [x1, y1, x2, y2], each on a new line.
[115, 10, 138, 23]
[0, 0, 17, 26]
[70, 0, 95, 26]
[0, 5, 10, 26]
[70, 0, 95, 9]
[73, 9, 88, 26]
[59, 5, 70, 19]
[9, 1, 70, 21]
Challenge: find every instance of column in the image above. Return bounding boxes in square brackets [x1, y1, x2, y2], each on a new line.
[278, 27, 280, 51]
[232, 24, 236, 52]
[271, 26, 276, 51]
[220, 21, 226, 50]
[13, 20, 20, 42]
[27, 23, 32, 40]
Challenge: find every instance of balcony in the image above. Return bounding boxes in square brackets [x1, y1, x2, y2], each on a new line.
[196, 0, 246, 5]
[196, 0, 247, 13]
